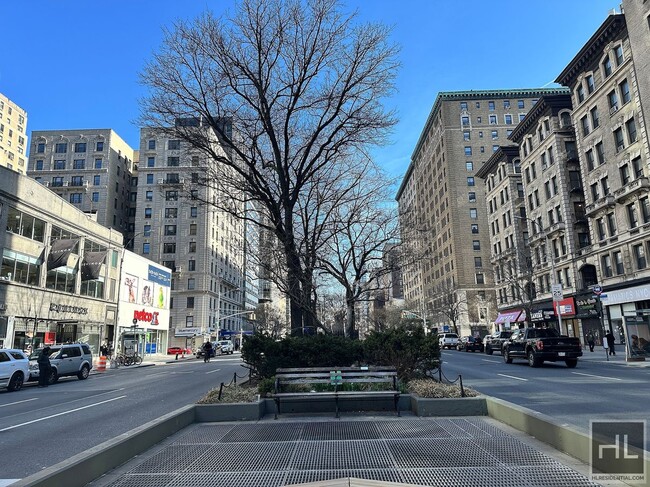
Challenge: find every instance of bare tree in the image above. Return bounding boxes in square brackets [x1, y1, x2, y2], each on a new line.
[429, 278, 469, 336]
[140, 0, 399, 334]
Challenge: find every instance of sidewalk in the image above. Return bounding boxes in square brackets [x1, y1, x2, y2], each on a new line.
[579, 347, 650, 367]
[86, 413, 625, 487]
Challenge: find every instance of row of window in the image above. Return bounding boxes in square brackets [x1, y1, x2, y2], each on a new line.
[460, 99, 529, 111]
[601, 239, 650, 278]
[145, 154, 199, 168]
[575, 44, 625, 105]
[35, 158, 103, 171]
[461, 113, 523, 127]
[35, 141, 105, 154]
[463, 129, 515, 141]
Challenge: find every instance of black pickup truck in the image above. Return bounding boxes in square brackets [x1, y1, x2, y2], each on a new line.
[502, 327, 583, 368]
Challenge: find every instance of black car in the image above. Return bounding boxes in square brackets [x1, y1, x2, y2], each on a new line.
[457, 336, 484, 352]
[484, 330, 513, 355]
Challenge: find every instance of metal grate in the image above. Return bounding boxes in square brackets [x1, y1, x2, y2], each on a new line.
[300, 421, 381, 441]
[88, 417, 603, 487]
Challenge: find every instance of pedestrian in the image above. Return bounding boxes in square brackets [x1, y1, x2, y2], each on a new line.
[587, 332, 595, 352]
[100, 344, 108, 357]
[37, 346, 52, 387]
[604, 330, 616, 355]
[203, 341, 213, 363]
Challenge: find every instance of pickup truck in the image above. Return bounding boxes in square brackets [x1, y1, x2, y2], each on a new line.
[484, 330, 512, 355]
[502, 327, 582, 368]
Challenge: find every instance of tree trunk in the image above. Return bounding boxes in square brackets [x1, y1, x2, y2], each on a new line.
[346, 290, 356, 339]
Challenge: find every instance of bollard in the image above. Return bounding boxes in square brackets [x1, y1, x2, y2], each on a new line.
[96, 355, 107, 372]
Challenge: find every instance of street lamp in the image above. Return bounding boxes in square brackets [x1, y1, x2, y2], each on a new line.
[514, 215, 566, 334]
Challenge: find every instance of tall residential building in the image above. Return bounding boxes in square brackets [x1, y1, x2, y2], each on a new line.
[622, 0, 650, 132]
[0, 93, 28, 174]
[134, 124, 248, 349]
[396, 89, 566, 337]
[556, 12, 650, 345]
[27, 129, 136, 237]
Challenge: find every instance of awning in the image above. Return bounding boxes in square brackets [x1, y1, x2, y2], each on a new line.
[494, 310, 522, 324]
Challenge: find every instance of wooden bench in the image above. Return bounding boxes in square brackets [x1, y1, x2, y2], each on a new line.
[271, 366, 400, 419]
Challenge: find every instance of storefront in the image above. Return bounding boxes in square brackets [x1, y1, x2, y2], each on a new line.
[530, 297, 577, 336]
[574, 292, 603, 347]
[114, 251, 171, 356]
[600, 284, 650, 360]
[493, 309, 524, 331]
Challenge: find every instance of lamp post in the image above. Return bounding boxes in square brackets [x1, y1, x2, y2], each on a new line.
[514, 216, 565, 334]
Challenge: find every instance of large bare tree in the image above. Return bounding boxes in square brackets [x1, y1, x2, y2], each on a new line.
[140, 0, 398, 334]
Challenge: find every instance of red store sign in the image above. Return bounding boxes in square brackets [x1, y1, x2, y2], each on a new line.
[133, 309, 160, 325]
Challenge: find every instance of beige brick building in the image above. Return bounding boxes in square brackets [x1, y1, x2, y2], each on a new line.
[397, 89, 566, 337]
[0, 93, 28, 174]
[27, 129, 136, 237]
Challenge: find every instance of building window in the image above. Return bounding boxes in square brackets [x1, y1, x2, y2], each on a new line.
[586, 75, 595, 94]
[167, 156, 180, 167]
[463, 131, 470, 141]
[144, 208, 152, 219]
[468, 192, 476, 203]
[142, 243, 150, 254]
[472, 240, 480, 250]
[476, 273, 485, 284]
[190, 207, 198, 217]
[577, 84, 585, 103]
[601, 254, 613, 278]
[503, 100, 510, 109]
[596, 218, 606, 241]
[471, 224, 479, 234]
[590, 106, 599, 129]
[73, 159, 85, 170]
[144, 225, 152, 237]
[189, 241, 196, 253]
[466, 162, 473, 171]
[74, 142, 86, 153]
[69, 193, 82, 204]
[34, 159, 43, 171]
[461, 116, 470, 126]
[474, 257, 482, 268]
[55, 143, 67, 153]
[96, 141, 104, 151]
[71, 176, 83, 186]
[163, 243, 176, 253]
[51, 177, 63, 187]
[620, 164, 631, 185]
[626, 118, 637, 143]
[580, 116, 590, 136]
[632, 157, 644, 179]
[606, 212, 617, 236]
[614, 128, 625, 152]
[166, 190, 178, 201]
[492, 145, 499, 152]
[189, 223, 197, 235]
[54, 160, 66, 170]
[467, 177, 475, 186]
[187, 297, 194, 308]
[469, 208, 478, 219]
[614, 251, 625, 275]
[165, 208, 178, 218]
[634, 244, 647, 269]
[168, 140, 181, 150]
[187, 278, 196, 290]
[188, 260, 196, 272]
[164, 225, 177, 236]
[92, 192, 99, 202]
[94, 158, 102, 169]
[641, 197, 650, 223]
[148, 139, 156, 150]
[489, 115, 497, 125]
[147, 157, 155, 167]
[627, 202, 639, 229]
[595, 142, 605, 165]
[146, 191, 153, 201]
[608, 90, 618, 112]
[614, 44, 624, 66]
[603, 55, 612, 78]
[460, 102, 468, 110]
[518, 100, 525, 109]
[464, 146, 472, 156]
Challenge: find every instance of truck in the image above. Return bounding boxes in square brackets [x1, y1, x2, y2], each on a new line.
[502, 327, 583, 368]
[483, 330, 512, 355]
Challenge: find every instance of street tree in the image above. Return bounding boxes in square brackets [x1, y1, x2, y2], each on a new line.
[429, 278, 469, 336]
[140, 0, 399, 334]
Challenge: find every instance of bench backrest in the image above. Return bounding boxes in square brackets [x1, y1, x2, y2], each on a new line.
[275, 368, 398, 390]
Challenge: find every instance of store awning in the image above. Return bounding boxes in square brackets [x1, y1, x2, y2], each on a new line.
[494, 310, 522, 324]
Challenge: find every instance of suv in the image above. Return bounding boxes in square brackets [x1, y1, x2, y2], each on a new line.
[29, 344, 93, 384]
[484, 331, 513, 355]
[217, 340, 234, 354]
[457, 336, 484, 352]
[0, 349, 29, 392]
[438, 333, 459, 350]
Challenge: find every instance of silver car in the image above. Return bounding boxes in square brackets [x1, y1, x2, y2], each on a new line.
[29, 344, 93, 384]
[0, 349, 29, 392]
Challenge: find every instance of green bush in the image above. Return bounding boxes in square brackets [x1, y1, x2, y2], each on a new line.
[407, 379, 478, 398]
[362, 324, 439, 382]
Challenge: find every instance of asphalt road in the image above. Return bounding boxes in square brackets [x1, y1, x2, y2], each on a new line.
[0, 355, 247, 483]
[439, 347, 650, 450]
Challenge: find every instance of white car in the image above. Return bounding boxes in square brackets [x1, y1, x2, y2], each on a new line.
[438, 333, 459, 349]
[217, 340, 234, 354]
[0, 349, 30, 392]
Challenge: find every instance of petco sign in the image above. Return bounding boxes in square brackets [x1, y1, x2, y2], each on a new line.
[133, 309, 160, 325]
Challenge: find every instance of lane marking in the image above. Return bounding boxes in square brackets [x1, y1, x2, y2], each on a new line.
[206, 369, 221, 374]
[572, 372, 623, 381]
[0, 398, 37, 408]
[481, 359, 501, 363]
[0, 395, 127, 432]
[497, 373, 528, 381]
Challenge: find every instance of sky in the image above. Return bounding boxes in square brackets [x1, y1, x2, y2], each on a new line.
[1, 0, 619, 181]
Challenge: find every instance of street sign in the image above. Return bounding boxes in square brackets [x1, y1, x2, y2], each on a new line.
[551, 284, 563, 302]
[593, 285, 602, 296]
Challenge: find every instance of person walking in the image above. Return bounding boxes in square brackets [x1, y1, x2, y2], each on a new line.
[203, 341, 213, 363]
[587, 332, 595, 352]
[37, 346, 52, 387]
[604, 330, 616, 356]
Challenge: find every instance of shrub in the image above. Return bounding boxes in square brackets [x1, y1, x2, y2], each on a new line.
[197, 385, 259, 404]
[407, 379, 479, 398]
[362, 324, 440, 382]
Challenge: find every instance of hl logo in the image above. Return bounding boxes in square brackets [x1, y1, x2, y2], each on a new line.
[591, 420, 646, 483]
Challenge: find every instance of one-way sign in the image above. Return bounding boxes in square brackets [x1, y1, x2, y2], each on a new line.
[593, 285, 602, 296]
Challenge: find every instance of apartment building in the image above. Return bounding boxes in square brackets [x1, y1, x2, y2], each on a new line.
[556, 12, 650, 344]
[475, 145, 527, 331]
[134, 124, 249, 349]
[0, 93, 28, 174]
[396, 89, 565, 337]
[27, 129, 136, 237]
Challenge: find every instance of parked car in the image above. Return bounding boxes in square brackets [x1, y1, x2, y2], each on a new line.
[217, 340, 234, 354]
[438, 333, 459, 350]
[0, 349, 30, 392]
[502, 327, 583, 367]
[167, 347, 191, 355]
[457, 336, 484, 352]
[484, 330, 513, 355]
[28, 344, 93, 384]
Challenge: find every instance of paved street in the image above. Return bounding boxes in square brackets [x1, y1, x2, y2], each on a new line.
[0, 354, 247, 484]
[439, 347, 650, 451]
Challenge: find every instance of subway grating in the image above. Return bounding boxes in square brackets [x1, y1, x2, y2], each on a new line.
[87, 417, 604, 487]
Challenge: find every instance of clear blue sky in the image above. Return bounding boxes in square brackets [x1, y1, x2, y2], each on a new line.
[1, 0, 618, 179]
